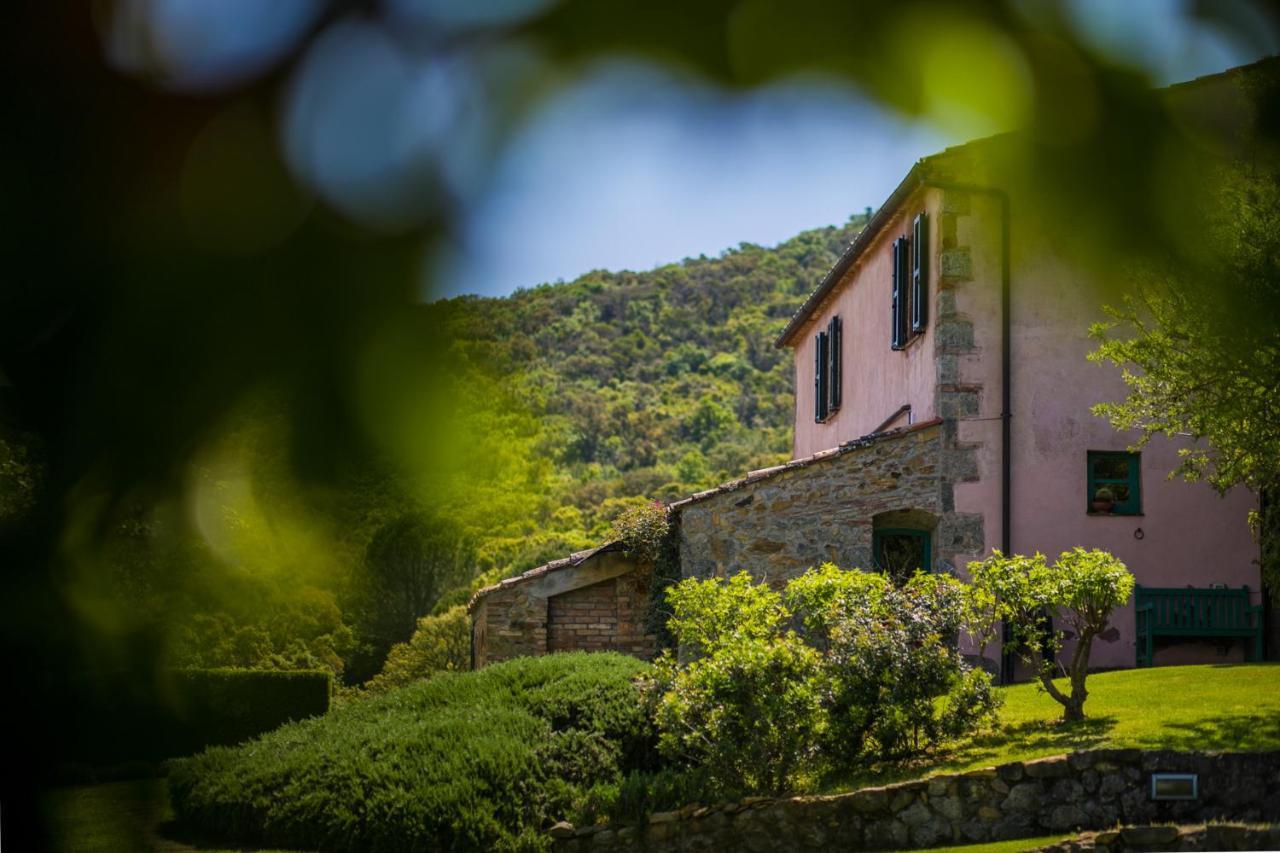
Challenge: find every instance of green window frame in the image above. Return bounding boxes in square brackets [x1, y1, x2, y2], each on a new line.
[1087, 451, 1141, 515]
[872, 528, 932, 584]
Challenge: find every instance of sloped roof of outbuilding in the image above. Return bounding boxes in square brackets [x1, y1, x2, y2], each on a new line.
[467, 540, 627, 612]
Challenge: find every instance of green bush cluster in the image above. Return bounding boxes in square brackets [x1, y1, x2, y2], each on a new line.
[648, 565, 1000, 797]
[169, 653, 655, 852]
[608, 500, 670, 563]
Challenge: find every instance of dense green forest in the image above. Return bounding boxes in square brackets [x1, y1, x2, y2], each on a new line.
[429, 212, 869, 552]
[1, 213, 867, 685]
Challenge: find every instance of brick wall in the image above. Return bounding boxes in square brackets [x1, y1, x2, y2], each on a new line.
[548, 574, 654, 658]
[471, 550, 657, 667]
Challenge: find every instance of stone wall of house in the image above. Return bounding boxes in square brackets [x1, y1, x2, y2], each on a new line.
[550, 750, 1280, 852]
[471, 549, 656, 667]
[474, 583, 549, 667]
[673, 422, 984, 585]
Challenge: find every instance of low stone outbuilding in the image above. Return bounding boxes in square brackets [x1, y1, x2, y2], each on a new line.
[468, 421, 966, 669]
[469, 542, 656, 668]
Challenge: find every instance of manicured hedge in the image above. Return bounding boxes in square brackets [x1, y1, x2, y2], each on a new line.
[167, 668, 331, 751]
[169, 652, 654, 852]
[50, 667, 331, 766]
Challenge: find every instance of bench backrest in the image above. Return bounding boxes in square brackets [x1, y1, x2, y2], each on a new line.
[1135, 585, 1253, 631]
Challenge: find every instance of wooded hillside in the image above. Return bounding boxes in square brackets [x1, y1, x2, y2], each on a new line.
[427, 212, 868, 573]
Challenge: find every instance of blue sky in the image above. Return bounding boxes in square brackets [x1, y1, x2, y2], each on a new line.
[102, 0, 1276, 299]
[441, 1, 1273, 299]
[440, 74, 950, 299]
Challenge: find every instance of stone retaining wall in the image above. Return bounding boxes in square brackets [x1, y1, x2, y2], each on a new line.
[550, 749, 1280, 852]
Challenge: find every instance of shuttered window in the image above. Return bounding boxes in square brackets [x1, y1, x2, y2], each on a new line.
[827, 315, 842, 413]
[891, 237, 910, 349]
[813, 330, 829, 422]
[911, 212, 928, 333]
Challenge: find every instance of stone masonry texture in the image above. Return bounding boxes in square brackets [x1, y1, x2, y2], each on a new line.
[551, 749, 1280, 852]
[675, 423, 982, 584]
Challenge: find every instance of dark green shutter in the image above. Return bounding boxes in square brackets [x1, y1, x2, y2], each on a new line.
[892, 237, 908, 349]
[814, 332, 829, 421]
[912, 212, 928, 333]
[827, 316, 842, 412]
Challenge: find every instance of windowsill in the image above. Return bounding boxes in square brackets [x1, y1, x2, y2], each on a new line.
[1086, 512, 1145, 517]
[893, 332, 926, 353]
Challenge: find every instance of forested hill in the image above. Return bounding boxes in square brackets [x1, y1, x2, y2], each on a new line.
[424, 212, 868, 578]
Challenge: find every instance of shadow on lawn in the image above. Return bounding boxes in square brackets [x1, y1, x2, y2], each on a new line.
[946, 715, 1117, 767]
[823, 716, 1118, 792]
[1131, 712, 1280, 753]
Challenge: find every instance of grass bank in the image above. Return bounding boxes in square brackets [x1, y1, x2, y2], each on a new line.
[831, 663, 1280, 791]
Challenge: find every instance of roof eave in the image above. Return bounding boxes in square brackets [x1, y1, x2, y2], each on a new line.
[467, 540, 627, 612]
[773, 163, 926, 349]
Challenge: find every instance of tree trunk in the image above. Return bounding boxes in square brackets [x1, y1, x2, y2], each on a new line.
[1063, 631, 1093, 722]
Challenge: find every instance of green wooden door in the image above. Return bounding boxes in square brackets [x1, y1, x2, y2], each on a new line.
[873, 528, 931, 585]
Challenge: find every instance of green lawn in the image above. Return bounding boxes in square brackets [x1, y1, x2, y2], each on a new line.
[830, 663, 1280, 790]
[42, 778, 302, 853]
[894, 835, 1072, 853]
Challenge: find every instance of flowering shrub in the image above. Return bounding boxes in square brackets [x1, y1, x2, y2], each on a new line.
[799, 569, 998, 764]
[649, 565, 1000, 795]
[649, 573, 823, 796]
[608, 500, 670, 563]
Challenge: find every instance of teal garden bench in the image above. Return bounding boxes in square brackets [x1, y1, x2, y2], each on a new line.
[1134, 585, 1264, 667]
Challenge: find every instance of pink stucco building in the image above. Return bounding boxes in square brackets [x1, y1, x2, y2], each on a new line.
[473, 63, 1269, 676]
[775, 71, 1262, 673]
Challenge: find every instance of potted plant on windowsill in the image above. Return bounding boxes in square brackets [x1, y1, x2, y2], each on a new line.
[1091, 487, 1115, 514]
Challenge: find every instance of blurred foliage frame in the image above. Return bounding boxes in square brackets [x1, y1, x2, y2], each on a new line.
[3, 1, 1280, 845]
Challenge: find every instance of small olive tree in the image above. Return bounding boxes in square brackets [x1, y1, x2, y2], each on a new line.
[968, 548, 1134, 722]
